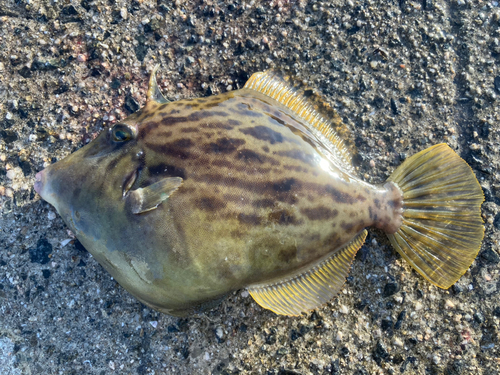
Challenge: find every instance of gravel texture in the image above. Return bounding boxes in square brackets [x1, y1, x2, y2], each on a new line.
[1, 0, 500, 374]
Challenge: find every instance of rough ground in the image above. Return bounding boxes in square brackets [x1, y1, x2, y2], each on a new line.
[1, 0, 500, 374]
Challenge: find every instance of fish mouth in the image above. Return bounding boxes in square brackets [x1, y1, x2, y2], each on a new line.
[122, 168, 139, 197]
[34, 171, 45, 197]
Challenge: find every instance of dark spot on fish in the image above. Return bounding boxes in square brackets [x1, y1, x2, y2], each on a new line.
[202, 122, 234, 130]
[155, 131, 172, 138]
[301, 207, 339, 221]
[73, 186, 82, 200]
[238, 213, 262, 225]
[193, 174, 296, 202]
[180, 127, 198, 133]
[196, 196, 227, 212]
[387, 199, 402, 209]
[148, 163, 186, 179]
[230, 229, 244, 239]
[235, 103, 264, 117]
[227, 119, 242, 126]
[368, 206, 373, 220]
[105, 156, 121, 172]
[205, 138, 245, 154]
[146, 138, 193, 159]
[277, 246, 297, 262]
[252, 198, 275, 208]
[197, 99, 207, 103]
[262, 146, 269, 153]
[283, 164, 305, 173]
[237, 149, 265, 164]
[340, 222, 355, 232]
[158, 103, 169, 111]
[137, 112, 153, 122]
[268, 209, 299, 225]
[356, 194, 367, 202]
[240, 126, 284, 144]
[325, 185, 355, 204]
[273, 178, 296, 192]
[374, 199, 381, 209]
[306, 233, 321, 242]
[275, 150, 315, 166]
[350, 211, 358, 218]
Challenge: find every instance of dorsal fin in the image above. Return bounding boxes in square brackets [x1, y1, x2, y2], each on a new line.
[147, 65, 169, 105]
[244, 71, 355, 173]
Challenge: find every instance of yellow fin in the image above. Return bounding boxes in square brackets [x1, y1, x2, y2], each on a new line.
[244, 71, 355, 173]
[387, 144, 484, 289]
[248, 230, 367, 316]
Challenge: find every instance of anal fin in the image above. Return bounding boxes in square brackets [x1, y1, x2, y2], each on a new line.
[248, 230, 367, 316]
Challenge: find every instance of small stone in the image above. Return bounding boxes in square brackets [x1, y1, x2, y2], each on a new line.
[340, 304, 349, 314]
[149, 321, 158, 328]
[336, 331, 343, 341]
[390, 98, 400, 115]
[47, 211, 56, 220]
[494, 76, 500, 93]
[444, 299, 455, 309]
[62, 5, 79, 16]
[215, 326, 224, 340]
[124, 94, 140, 113]
[373, 341, 388, 365]
[0, 130, 18, 144]
[29, 238, 53, 265]
[480, 248, 500, 264]
[451, 284, 463, 294]
[110, 78, 121, 90]
[185, 56, 196, 65]
[108, 361, 115, 370]
[383, 282, 400, 297]
[393, 337, 404, 347]
[414, 301, 423, 311]
[473, 312, 484, 323]
[340, 346, 349, 357]
[276, 347, 288, 356]
[245, 39, 256, 49]
[42, 269, 51, 279]
[381, 318, 393, 331]
[120, 8, 128, 20]
[6, 169, 17, 180]
[492, 306, 500, 317]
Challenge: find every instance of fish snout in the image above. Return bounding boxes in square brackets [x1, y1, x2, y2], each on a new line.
[34, 170, 45, 197]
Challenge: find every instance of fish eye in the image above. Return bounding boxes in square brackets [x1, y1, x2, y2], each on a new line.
[111, 124, 134, 142]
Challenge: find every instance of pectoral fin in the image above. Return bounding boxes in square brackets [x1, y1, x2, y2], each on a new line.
[127, 177, 183, 214]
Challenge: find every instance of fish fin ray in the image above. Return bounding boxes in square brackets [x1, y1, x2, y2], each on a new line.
[387, 143, 484, 289]
[244, 71, 355, 173]
[248, 230, 367, 316]
[147, 65, 169, 104]
[128, 177, 183, 214]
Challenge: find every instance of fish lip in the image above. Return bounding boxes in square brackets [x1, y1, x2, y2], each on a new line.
[34, 171, 44, 196]
[122, 168, 138, 197]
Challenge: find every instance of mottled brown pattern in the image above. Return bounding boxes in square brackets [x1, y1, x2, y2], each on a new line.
[38, 86, 404, 316]
[240, 126, 285, 144]
[301, 207, 339, 221]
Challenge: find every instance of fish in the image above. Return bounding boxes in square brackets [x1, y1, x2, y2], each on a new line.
[34, 67, 485, 316]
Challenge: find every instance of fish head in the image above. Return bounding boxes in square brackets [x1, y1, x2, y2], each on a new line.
[34, 117, 144, 241]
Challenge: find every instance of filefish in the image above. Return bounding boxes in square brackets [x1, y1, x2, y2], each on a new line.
[34, 68, 484, 316]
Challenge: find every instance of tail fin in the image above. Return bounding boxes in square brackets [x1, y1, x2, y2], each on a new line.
[387, 144, 484, 289]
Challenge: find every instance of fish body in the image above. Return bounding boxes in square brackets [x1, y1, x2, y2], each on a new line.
[34, 69, 484, 316]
